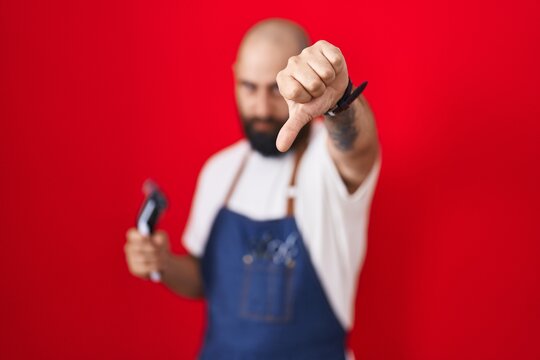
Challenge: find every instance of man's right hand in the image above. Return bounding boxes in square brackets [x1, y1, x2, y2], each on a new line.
[124, 228, 171, 280]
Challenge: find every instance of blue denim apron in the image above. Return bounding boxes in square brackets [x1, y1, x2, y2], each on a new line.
[199, 144, 347, 360]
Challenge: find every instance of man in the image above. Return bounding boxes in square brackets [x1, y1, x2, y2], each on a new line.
[125, 18, 381, 359]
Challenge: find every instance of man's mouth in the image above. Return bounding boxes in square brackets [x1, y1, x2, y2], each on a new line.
[252, 121, 275, 132]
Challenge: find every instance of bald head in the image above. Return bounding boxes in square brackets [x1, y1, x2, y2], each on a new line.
[237, 19, 310, 62]
[234, 18, 310, 88]
[233, 19, 311, 156]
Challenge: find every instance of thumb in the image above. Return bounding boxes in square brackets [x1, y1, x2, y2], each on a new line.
[152, 230, 169, 249]
[276, 107, 312, 152]
[277, 92, 337, 152]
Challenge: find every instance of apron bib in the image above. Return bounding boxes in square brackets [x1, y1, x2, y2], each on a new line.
[199, 143, 347, 360]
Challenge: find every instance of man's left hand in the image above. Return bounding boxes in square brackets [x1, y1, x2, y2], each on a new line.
[276, 40, 349, 152]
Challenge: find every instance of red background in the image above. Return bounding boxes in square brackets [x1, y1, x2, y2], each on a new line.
[1, 0, 539, 359]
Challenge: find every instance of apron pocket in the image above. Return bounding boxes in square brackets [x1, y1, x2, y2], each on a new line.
[239, 255, 295, 322]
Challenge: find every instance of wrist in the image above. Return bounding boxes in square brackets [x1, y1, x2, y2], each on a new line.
[325, 79, 368, 117]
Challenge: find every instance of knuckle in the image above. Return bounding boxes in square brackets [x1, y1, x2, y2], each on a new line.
[279, 86, 297, 100]
[330, 53, 343, 66]
[277, 71, 288, 88]
[306, 78, 325, 93]
[284, 85, 301, 100]
[287, 56, 299, 66]
[312, 88, 325, 98]
[300, 46, 312, 56]
[126, 228, 137, 239]
[319, 68, 335, 82]
[330, 43, 342, 53]
[276, 70, 284, 83]
[330, 59, 343, 71]
[152, 234, 165, 243]
[155, 230, 168, 237]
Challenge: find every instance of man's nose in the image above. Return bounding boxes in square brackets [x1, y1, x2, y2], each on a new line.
[254, 91, 272, 118]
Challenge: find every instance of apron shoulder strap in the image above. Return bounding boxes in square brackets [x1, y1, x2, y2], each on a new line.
[224, 147, 251, 206]
[286, 141, 307, 216]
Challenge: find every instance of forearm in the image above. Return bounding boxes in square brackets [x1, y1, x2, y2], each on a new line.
[160, 253, 204, 299]
[324, 93, 380, 193]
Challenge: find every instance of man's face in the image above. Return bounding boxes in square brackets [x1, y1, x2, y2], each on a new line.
[233, 41, 295, 156]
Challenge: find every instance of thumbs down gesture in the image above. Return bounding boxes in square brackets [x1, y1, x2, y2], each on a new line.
[276, 40, 350, 152]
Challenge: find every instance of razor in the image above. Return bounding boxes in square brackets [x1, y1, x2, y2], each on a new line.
[136, 179, 168, 283]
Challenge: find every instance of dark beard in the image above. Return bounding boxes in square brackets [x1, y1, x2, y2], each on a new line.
[240, 115, 311, 157]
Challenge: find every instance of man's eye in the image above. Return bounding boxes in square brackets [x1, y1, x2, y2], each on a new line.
[271, 85, 280, 96]
[243, 83, 256, 92]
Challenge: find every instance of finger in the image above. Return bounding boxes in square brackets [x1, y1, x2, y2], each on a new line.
[130, 262, 153, 277]
[318, 42, 345, 74]
[126, 228, 148, 244]
[126, 243, 157, 258]
[127, 263, 148, 278]
[277, 71, 312, 103]
[305, 52, 336, 86]
[289, 59, 326, 98]
[131, 256, 155, 266]
[129, 254, 159, 274]
[137, 257, 159, 270]
[140, 243, 157, 255]
[276, 109, 312, 152]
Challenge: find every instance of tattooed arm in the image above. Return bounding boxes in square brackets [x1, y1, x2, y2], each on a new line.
[324, 93, 380, 193]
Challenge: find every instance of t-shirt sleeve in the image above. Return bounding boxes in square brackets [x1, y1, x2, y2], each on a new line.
[295, 123, 382, 330]
[320, 131, 382, 205]
[299, 123, 382, 210]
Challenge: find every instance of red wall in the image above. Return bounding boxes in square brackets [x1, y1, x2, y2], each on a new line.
[1, 1, 539, 359]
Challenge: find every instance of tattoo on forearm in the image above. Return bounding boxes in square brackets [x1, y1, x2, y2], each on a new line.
[325, 106, 358, 151]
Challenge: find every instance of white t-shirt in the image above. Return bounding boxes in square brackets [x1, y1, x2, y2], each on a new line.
[182, 120, 382, 331]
